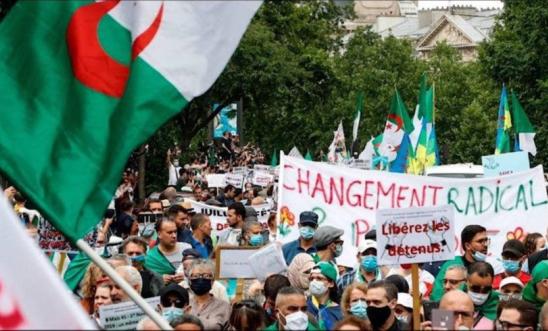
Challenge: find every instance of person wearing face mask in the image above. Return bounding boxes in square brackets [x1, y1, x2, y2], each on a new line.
[178, 249, 228, 302]
[431, 225, 489, 301]
[282, 211, 319, 265]
[337, 240, 381, 294]
[498, 276, 524, 301]
[242, 220, 266, 247]
[263, 275, 291, 325]
[167, 148, 182, 187]
[364, 281, 408, 331]
[188, 259, 230, 330]
[340, 283, 368, 320]
[306, 262, 343, 330]
[120, 236, 163, 298]
[312, 225, 344, 275]
[159, 283, 190, 325]
[265, 286, 321, 331]
[493, 239, 531, 290]
[394, 293, 413, 326]
[464, 262, 499, 329]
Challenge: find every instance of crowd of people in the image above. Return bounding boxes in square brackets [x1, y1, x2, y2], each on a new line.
[4, 133, 548, 331]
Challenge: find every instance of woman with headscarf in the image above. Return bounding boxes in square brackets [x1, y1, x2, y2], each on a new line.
[287, 253, 315, 292]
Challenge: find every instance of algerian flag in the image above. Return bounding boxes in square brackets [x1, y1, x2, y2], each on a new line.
[327, 121, 347, 163]
[495, 85, 512, 155]
[352, 92, 364, 142]
[409, 73, 428, 150]
[358, 136, 375, 168]
[0, 1, 261, 242]
[511, 91, 537, 156]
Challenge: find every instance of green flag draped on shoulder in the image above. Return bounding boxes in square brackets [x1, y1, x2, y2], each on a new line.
[145, 246, 176, 276]
[0, 1, 261, 242]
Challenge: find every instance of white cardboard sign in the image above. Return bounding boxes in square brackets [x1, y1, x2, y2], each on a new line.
[99, 296, 161, 330]
[252, 171, 274, 187]
[224, 173, 244, 188]
[376, 205, 456, 265]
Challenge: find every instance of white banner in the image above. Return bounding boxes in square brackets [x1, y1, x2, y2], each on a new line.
[99, 296, 160, 330]
[206, 174, 227, 188]
[252, 171, 274, 187]
[0, 189, 95, 329]
[277, 155, 548, 267]
[189, 200, 272, 234]
[376, 205, 456, 265]
[224, 173, 244, 188]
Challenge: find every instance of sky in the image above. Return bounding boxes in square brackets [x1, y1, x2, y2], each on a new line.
[418, 0, 503, 10]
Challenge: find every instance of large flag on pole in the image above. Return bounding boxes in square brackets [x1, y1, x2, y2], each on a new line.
[412, 82, 440, 175]
[409, 73, 428, 150]
[0, 1, 261, 242]
[377, 90, 414, 172]
[495, 85, 512, 154]
[0, 191, 95, 329]
[327, 121, 347, 163]
[510, 91, 537, 156]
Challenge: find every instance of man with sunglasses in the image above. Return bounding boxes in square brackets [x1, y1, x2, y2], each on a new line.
[495, 299, 538, 331]
[465, 262, 499, 329]
[442, 265, 467, 294]
[159, 283, 190, 324]
[431, 225, 490, 301]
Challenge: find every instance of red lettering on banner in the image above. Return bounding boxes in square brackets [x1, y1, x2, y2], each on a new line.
[354, 219, 370, 247]
[283, 165, 296, 191]
[429, 185, 443, 205]
[346, 180, 362, 207]
[311, 173, 328, 202]
[297, 168, 311, 194]
[363, 180, 375, 210]
[410, 186, 426, 207]
[377, 182, 396, 208]
[329, 177, 344, 206]
[396, 186, 409, 208]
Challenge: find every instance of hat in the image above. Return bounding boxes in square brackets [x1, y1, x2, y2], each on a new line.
[499, 276, 524, 290]
[522, 260, 548, 308]
[181, 201, 195, 214]
[245, 207, 258, 223]
[502, 239, 527, 258]
[397, 292, 413, 310]
[358, 239, 377, 254]
[159, 283, 189, 307]
[181, 186, 193, 193]
[311, 261, 338, 282]
[182, 249, 201, 261]
[314, 225, 344, 248]
[364, 229, 376, 241]
[299, 211, 319, 227]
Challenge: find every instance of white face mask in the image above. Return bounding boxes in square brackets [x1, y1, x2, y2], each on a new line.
[282, 311, 308, 331]
[309, 280, 328, 297]
[468, 291, 489, 306]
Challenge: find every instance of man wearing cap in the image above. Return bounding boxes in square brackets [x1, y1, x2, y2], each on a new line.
[493, 239, 531, 290]
[523, 260, 548, 310]
[337, 239, 382, 293]
[159, 283, 190, 324]
[306, 262, 343, 330]
[312, 225, 345, 277]
[282, 211, 319, 265]
[394, 293, 413, 325]
[499, 276, 524, 301]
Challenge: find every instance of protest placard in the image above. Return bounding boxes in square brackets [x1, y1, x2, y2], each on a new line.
[215, 246, 259, 279]
[232, 166, 248, 175]
[277, 155, 548, 266]
[482, 151, 530, 177]
[99, 296, 161, 330]
[206, 174, 227, 188]
[376, 205, 456, 265]
[252, 171, 274, 187]
[254, 164, 271, 173]
[224, 173, 244, 188]
[189, 200, 272, 235]
[247, 243, 287, 281]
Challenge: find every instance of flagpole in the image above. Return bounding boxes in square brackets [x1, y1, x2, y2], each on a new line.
[76, 239, 173, 330]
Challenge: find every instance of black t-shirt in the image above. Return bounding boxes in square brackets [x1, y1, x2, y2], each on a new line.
[113, 212, 134, 237]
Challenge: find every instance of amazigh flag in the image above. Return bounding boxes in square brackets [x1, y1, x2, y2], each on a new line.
[495, 85, 512, 154]
[511, 91, 537, 156]
[0, 1, 261, 242]
[352, 92, 364, 143]
[409, 73, 428, 150]
[378, 90, 414, 172]
[412, 81, 440, 175]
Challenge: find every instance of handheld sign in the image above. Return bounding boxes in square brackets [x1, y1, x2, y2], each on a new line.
[215, 246, 259, 279]
[482, 151, 529, 177]
[252, 171, 274, 187]
[206, 174, 226, 188]
[99, 296, 161, 330]
[247, 243, 287, 281]
[224, 173, 244, 188]
[376, 205, 456, 266]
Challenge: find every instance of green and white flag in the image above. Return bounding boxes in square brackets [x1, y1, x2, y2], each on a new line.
[352, 92, 364, 142]
[511, 91, 537, 156]
[0, 1, 261, 242]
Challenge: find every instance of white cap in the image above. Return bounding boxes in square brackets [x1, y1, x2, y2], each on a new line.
[500, 276, 524, 289]
[397, 292, 413, 309]
[358, 239, 377, 254]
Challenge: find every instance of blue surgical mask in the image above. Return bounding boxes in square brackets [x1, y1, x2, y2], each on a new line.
[249, 234, 264, 246]
[473, 251, 487, 262]
[349, 300, 367, 319]
[299, 226, 315, 240]
[501, 259, 520, 273]
[162, 307, 183, 323]
[334, 244, 343, 257]
[131, 255, 146, 264]
[361, 255, 378, 271]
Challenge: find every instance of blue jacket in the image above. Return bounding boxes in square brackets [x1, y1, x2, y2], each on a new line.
[306, 297, 343, 331]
